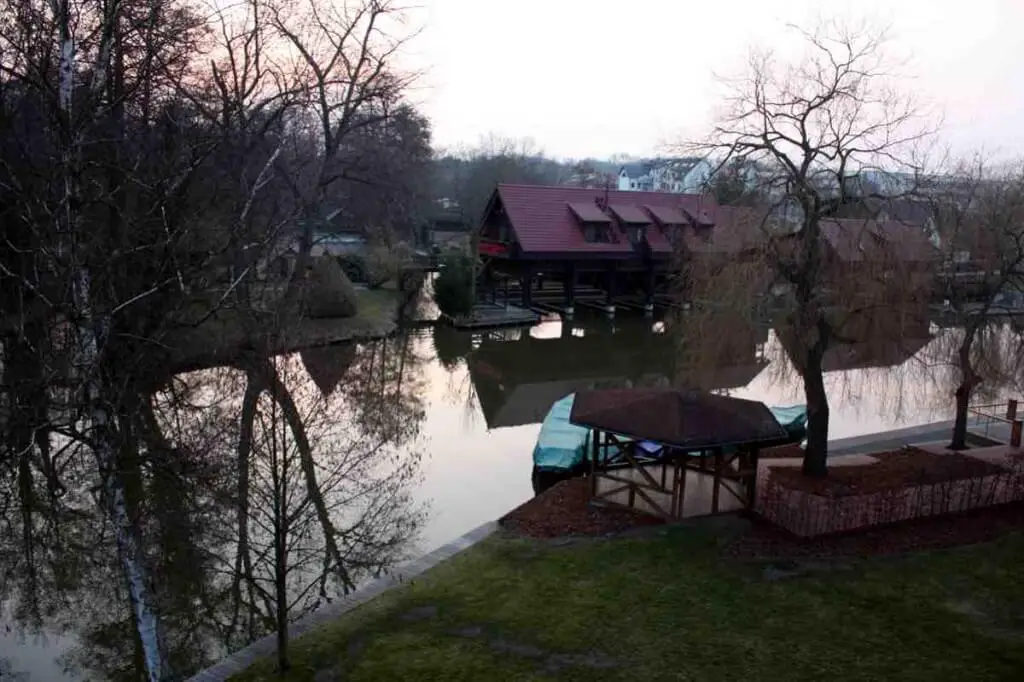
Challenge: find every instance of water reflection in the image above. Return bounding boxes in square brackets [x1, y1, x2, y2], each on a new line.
[0, 334, 426, 680]
[3, 312, 1024, 679]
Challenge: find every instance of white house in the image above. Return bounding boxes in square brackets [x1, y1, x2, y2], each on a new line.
[617, 157, 712, 193]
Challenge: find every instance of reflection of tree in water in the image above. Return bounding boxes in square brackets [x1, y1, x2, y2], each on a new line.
[432, 325, 473, 371]
[920, 321, 1024, 410]
[0, 334, 426, 679]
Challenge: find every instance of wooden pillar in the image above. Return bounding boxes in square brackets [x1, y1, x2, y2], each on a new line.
[711, 447, 722, 513]
[1012, 420, 1022, 448]
[604, 265, 616, 315]
[563, 263, 577, 315]
[644, 268, 656, 315]
[747, 448, 759, 511]
[1007, 399, 1018, 421]
[589, 430, 600, 498]
[520, 264, 533, 308]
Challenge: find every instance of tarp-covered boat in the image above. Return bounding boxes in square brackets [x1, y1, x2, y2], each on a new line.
[531, 393, 807, 475]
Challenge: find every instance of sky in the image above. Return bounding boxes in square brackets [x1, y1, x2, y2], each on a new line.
[403, 0, 1024, 160]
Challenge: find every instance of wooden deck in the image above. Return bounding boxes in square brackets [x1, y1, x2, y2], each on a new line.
[442, 303, 540, 329]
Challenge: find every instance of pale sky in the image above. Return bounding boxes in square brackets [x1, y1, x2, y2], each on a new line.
[405, 0, 1024, 160]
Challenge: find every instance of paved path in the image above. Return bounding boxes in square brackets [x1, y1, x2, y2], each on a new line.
[828, 416, 1014, 456]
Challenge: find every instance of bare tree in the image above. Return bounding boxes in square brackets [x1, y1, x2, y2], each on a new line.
[0, 0, 422, 679]
[688, 18, 933, 476]
[925, 159, 1024, 448]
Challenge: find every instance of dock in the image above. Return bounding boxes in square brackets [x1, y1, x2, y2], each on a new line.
[442, 303, 541, 329]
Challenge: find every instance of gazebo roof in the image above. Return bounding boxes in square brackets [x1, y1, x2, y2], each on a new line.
[569, 388, 788, 450]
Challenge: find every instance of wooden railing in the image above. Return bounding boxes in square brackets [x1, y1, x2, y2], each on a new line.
[967, 399, 1022, 447]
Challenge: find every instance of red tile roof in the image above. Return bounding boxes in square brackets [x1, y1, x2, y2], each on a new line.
[644, 204, 688, 225]
[567, 201, 611, 223]
[491, 184, 731, 256]
[608, 203, 651, 224]
[644, 224, 674, 255]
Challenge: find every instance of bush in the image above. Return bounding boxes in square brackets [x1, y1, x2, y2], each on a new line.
[337, 253, 365, 283]
[433, 252, 475, 318]
[362, 243, 413, 289]
[303, 256, 359, 318]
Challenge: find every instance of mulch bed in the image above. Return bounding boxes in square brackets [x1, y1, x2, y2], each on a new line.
[760, 443, 806, 459]
[726, 501, 1024, 560]
[768, 447, 1009, 497]
[500, 477, 665, 538]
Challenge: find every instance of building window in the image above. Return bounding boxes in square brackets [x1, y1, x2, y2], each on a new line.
[584, 223, 611, 243]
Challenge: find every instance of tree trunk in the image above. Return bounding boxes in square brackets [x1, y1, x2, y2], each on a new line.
[801, 347, 830, 478]
[950, 383, 972, 450]
[274, 482, 289, 676]
[261, 360, 355, 592]
[231, 371, 261, 636]
[950, 338, 980, 451]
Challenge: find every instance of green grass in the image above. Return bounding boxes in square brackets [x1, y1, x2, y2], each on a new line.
[168, 287, 402, 368]
[231, 528, 1024, 681]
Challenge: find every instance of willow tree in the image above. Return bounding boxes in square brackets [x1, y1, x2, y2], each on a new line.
[926, 160, 1024, 449]
[689, 19, 932, 476]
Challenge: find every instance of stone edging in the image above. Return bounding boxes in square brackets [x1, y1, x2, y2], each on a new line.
[186, 520, 500, 682]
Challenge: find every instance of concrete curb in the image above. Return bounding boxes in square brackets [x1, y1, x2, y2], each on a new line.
[828, 420, 956, 454]
[185, 520, 499, 682]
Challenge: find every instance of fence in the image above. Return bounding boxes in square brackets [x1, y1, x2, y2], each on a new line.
[968, 399, 1022, 447]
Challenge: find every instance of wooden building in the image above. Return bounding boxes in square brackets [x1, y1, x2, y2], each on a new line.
[475, 184, 767, 311]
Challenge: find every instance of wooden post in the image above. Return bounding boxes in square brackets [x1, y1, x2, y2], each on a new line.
[590, 429, 599, 498]
[677, 458, 687, 518]
[1011, 420, 1022, 448]
[1007, 399, 1018, 421]
[747, 448, 759, 511]
[563, 263, 576, 314]
[711, 448, 722, 513]
[520, 266, 533, 308]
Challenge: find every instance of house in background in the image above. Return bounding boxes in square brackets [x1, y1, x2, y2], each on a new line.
[427, 202, 471, 251]
[617, 157, 712, 193]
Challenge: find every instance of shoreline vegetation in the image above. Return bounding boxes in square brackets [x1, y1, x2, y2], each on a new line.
[166, 287, 407, 373]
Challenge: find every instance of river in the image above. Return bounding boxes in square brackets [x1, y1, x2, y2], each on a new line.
[0, 308, 1011, 680]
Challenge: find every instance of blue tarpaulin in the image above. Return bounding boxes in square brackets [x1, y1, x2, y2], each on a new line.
[532, 394, 808, 473]
[532, 394, 591, 473]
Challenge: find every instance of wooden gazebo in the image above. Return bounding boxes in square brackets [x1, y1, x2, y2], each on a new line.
[569, 388, 792, 519]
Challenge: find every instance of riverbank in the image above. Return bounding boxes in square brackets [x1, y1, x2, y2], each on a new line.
[227, 519, 1024, 682]
[166, 288, 404, 372]
[187, 416, 1024, 682]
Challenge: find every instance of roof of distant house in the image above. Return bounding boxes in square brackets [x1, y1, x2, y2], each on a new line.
[489, 184, 757, 256]
[619, 162, 647, 177]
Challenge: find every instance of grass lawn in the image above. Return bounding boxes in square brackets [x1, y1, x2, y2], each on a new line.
[168, 287, 402, 369]
[232, 526, 1024, 682]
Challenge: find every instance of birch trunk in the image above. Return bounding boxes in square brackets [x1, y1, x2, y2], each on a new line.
[54, 2, 170, 678]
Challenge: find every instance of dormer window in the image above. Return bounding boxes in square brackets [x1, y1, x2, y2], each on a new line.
[607, 204, 652, 246]
[568, 201, 614, 243]
[583, 223, 612, 243]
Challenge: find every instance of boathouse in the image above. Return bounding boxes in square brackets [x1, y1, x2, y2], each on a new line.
[475, 184, 768, 312]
